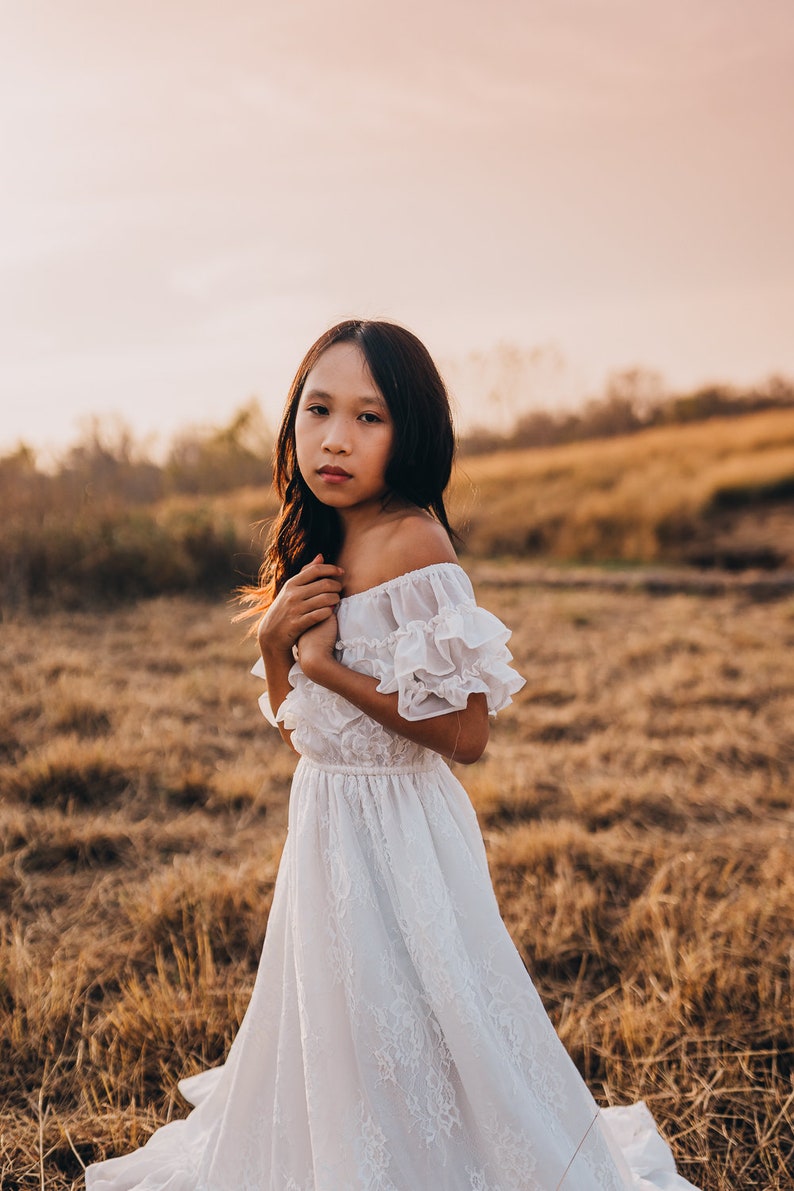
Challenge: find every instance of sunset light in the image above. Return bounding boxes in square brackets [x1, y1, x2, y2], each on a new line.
[3, 1, 793, 451]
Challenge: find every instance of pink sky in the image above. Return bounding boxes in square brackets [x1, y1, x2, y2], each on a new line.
[2, 0, 794, 452]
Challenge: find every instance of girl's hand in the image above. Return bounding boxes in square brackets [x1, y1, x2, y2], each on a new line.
[296, 611, 339, 682]
[257, 554, 343, 659]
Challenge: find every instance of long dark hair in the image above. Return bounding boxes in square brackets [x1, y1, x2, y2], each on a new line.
[239, 319, 457, 615]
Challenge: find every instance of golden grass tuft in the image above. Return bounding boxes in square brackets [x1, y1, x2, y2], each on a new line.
[1, 737, 134, 810]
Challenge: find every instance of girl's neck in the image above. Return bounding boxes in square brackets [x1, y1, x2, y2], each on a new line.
[336, 492, 414, 541]
[335, 495, 424, 588]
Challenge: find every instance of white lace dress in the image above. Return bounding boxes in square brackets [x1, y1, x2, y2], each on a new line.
[86, 563, 698, 1191]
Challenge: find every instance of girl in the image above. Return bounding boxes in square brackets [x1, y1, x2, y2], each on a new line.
[86, 320, 698, 1190]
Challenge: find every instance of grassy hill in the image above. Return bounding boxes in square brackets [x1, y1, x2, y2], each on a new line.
[453, 406, 794, 569]
[1, 407, 793, 610]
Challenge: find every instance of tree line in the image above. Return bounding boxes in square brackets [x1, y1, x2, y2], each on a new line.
[1, 372, 792, 609]
[459, 370, 794, 455]
[2, 372, 793, 502]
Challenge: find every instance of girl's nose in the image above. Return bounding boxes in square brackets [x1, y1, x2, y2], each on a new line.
[322, 418, 351, 454]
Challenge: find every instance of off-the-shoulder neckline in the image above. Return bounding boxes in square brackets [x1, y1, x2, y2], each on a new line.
[340, 561, 467, 603]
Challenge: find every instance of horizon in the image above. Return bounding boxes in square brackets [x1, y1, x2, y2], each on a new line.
[9, 362, 789, 473]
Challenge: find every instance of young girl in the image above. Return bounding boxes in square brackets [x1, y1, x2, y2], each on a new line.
[86, 320, 698, 1190]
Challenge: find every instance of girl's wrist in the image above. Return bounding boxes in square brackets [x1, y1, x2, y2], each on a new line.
[260, 637, 295, 666]
[300, 652, 342, 687]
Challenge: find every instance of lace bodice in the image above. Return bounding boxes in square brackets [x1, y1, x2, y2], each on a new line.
[251, 563, 525, 770]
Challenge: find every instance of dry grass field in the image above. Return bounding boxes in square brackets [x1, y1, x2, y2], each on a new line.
[1, 567, 793, 1188]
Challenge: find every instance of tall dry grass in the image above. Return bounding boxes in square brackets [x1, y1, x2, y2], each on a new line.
[1, 573, 793, 1188]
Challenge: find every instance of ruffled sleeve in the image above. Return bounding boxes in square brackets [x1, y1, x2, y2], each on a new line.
[250, 655, 285, 728]
[338, 563, 525, 722]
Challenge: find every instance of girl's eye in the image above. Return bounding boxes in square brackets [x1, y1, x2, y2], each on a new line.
[306, 404, 328, 416]
[359, 411, 383, 424]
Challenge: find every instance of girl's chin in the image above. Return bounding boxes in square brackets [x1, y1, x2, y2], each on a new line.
[309, 486, 359, 508]
[309, 488, 393, 513]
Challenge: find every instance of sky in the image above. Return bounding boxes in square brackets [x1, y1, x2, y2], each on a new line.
[2, 0, 794, 455]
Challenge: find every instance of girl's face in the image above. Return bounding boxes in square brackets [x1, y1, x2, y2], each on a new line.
[295, 342, 395, 515]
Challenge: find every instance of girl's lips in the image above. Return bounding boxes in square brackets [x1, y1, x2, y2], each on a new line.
[318, 468, 352, 484]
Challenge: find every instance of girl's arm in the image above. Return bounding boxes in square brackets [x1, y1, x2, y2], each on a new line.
[297, 617, 489, 765]
[257, 555, 344, 751]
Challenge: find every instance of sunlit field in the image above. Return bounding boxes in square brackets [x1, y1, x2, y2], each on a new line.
[2, 566, 792, 1189]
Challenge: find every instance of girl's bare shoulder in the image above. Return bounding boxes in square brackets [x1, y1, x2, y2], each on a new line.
[385, 509, 457, 571]
[342, 510, 457, 596]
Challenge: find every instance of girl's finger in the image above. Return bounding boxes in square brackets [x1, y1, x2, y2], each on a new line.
[299, 605, 338, 628]
[303, 578, 342, 597]
[297, 554, 325, 573]
[285, 580, 342, 607]
[293, 562, 344, 585]
[300, 592, 341, 613]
